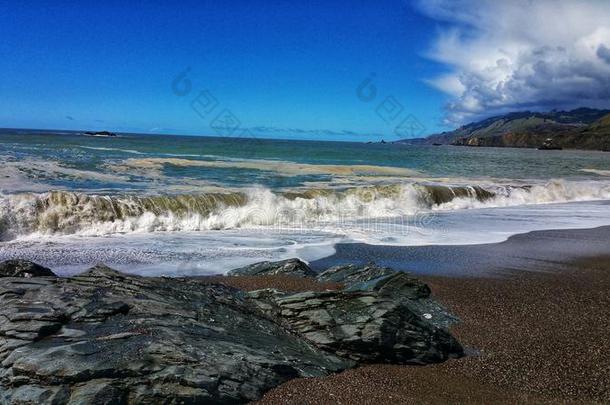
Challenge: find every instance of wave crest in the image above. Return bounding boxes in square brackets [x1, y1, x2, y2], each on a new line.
[1, 180, 609, 240]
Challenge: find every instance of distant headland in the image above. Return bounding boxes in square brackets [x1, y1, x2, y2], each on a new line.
[399, 108, 610, 151]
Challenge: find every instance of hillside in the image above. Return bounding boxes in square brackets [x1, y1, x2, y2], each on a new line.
[402, 108, 610, 150]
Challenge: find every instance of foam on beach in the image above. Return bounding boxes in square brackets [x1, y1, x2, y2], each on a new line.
[1, 179, 609, 240]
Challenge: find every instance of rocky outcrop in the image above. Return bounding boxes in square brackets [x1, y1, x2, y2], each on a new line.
[0, 260, 462, 404]
[250, 263, 462, 363]
[84, 131, 117, 137]
[0, 264, 348, 404]
[316, 263, 397, 286]
[0, 260, 56, 278]
[228, 258, 317, 278]
[317, 263, 458, 328]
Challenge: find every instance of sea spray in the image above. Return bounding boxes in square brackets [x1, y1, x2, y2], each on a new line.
[1, 180, 609, 240]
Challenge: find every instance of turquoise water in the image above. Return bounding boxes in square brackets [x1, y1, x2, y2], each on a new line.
[1, 129, 609, 194]
[1, 129, 610, 275]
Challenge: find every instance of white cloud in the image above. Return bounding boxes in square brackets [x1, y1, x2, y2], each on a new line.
[418, 0, 610, 124]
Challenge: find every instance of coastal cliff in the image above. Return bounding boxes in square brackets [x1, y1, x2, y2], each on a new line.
[401, 108, 610, 150]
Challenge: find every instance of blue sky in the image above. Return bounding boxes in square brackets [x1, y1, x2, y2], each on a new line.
[3, 1, 609, 141]
[0, 0, 450, 140]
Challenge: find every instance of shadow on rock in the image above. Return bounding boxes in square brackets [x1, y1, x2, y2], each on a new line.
[0, 259, 463, 404]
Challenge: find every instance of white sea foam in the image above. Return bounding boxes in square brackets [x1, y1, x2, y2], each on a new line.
[580, 168, 610, 176]
[115, 157, 421, 177]
[79, 146, 145, 154]
[1, 179, 609, 241]
[2, 200, 610, 276]
[435, 179, 610, 210]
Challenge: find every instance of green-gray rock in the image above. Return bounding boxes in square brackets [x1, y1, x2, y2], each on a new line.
[227, 258, 316, 278]
[0, 265, 348, 404]
[249, 263, 463, 363]
[0, 260, 463, 404]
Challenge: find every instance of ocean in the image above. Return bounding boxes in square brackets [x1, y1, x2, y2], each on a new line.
[1, 129, 610, 275]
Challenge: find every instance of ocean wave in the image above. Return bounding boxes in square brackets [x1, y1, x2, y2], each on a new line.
[580, 168, 610, 176]
[79, 146, 145, 155]
[115, 157, 421, 177]
[1, 180, 609, 240]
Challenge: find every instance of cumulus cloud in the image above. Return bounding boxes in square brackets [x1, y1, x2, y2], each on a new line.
[418, 0, 610, 124]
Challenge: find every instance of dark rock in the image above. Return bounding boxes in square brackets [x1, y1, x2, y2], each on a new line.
[317, 263, 458, 329]
[250, 288, 462, 364]
[0, 265, 349, 404]
[228, 258, 316, 278]
[249, 263, 463, 364]
[0, 260, 463, 403]
[318, 263, 430, 299]
[317, 263, 396, 285]
[84, 130, 117, 137]
[0, 259, 56, 278]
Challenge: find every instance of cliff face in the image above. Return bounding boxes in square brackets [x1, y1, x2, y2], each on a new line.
[402, 108, 610, 150]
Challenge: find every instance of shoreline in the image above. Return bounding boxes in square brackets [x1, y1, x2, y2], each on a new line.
[258, 226, 610, 403]
[398, 141, 610, 153]
[0, 226, 608, 402]
[311, 225, 610, 277]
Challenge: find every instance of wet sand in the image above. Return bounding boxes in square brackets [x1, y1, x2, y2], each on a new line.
[256, 226, 610, 404]
[311, 225, 610, 277]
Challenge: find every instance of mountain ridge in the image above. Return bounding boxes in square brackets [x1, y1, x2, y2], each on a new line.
[400, 108, 610, 150]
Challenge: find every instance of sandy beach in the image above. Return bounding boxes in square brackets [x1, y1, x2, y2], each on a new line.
[4, 2, 610, 402]
[254, 227, 610, 404]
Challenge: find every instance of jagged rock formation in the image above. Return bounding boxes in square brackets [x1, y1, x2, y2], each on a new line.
[0, 260, 56, 278]
[249, 262, 461, 363]
[228, 258, 317, 278]
[0, 259, 463, 404]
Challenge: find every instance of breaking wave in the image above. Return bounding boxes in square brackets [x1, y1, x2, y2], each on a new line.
[1, 180, 609, 240]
